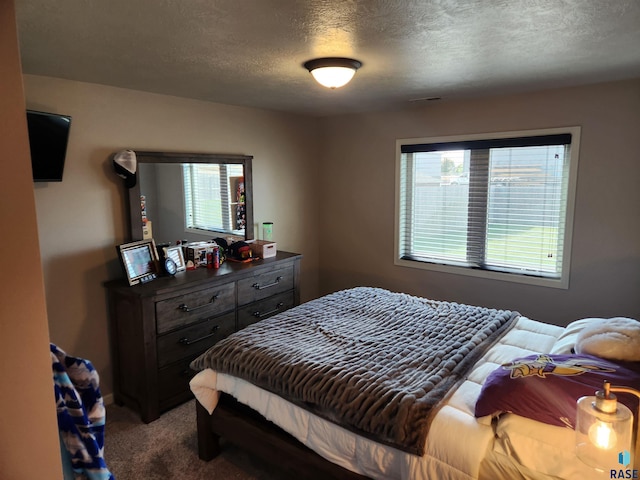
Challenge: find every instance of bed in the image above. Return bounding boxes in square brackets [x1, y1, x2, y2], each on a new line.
[189, 287, 637, 479]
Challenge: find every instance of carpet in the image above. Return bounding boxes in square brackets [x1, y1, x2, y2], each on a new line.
[104, 399, 291, 480]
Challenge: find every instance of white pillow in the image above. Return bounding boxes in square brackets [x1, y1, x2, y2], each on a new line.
[574, 317, 640, 361]
[549, 318, 601, 354]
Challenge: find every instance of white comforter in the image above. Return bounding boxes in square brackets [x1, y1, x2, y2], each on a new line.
[191, 316, 603, 480]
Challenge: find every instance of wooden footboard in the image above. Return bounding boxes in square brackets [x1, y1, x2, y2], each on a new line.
[196, 393, 370, 480]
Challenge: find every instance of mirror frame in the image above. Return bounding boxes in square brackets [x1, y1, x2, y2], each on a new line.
[127, 151, 254, 243]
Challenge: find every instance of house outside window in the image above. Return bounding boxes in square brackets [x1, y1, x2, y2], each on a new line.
[395, 127, 581, 288]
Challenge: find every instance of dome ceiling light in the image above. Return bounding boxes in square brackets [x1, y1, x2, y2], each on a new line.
[303, 57, 362, 89]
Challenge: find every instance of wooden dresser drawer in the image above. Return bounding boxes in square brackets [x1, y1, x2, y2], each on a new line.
[237, 266, 294, 306]
[157, 312, 236, 368]
[158, 357, 197, 406]
[237, 291, 295, 330]
[156, 282, 235, 334]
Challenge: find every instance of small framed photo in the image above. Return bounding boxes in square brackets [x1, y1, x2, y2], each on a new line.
[116, 239, 160, 286]
[163, 245, 186, 272]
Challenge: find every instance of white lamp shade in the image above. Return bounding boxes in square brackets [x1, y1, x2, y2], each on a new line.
[576, 395, 633, 471]
[303, 58, 362, 89]
[310, 66, 357, 89]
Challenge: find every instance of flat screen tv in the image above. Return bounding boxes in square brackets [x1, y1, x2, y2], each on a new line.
[26, 110, 72, 182]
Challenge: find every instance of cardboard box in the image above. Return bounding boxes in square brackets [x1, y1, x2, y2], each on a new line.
[251, 240, 277, 259]
[185, 242, 215, 267]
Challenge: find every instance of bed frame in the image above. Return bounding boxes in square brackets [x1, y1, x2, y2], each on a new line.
[196, 393, 370, 480]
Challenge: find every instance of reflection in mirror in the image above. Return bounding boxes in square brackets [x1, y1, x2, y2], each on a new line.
[183, 163, 246, 234]
[127, 152, 254, 245]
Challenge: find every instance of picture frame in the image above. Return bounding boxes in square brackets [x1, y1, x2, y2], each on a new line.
[163, 245, 186, 272]
[116, 239, 160, 286]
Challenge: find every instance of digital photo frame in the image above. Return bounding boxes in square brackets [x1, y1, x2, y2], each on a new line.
[116, 239, 159, 286]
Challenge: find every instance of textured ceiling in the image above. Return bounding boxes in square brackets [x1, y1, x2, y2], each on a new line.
[15, 0, 640, 117]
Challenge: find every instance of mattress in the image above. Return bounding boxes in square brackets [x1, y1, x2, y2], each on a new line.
[191, 315, 602, 479]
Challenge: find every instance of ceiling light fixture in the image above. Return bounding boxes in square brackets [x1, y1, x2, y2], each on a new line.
[303, 57, 362, 89]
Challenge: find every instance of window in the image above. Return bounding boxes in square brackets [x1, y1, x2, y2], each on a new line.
[183, 163, 245, 235]
[395, 127, 580, 288]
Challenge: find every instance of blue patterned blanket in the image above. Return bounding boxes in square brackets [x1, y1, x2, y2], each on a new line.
[51, 343, 114, 480]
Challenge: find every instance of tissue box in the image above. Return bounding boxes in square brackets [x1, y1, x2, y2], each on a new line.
[251, 240, 277, 258]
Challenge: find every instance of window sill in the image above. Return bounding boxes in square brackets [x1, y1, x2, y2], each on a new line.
[394, 257, 569, 289]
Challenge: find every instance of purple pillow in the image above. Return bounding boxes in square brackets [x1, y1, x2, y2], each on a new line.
[474, 353, 640, 428]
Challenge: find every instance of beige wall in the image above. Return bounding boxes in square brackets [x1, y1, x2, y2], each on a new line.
[24, 75, 321, 398]
[0, 1, 63, 478]
[318, 79, 640, 325]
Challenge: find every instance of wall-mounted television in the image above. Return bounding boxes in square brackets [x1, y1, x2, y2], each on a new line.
[26, 110, 72, 182]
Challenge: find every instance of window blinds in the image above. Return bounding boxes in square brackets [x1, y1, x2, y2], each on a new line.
[183, 163, 245, 234]
[398, 134, 571, 279]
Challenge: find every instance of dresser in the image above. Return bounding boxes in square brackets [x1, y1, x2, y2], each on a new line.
[105, 251, 302, 423]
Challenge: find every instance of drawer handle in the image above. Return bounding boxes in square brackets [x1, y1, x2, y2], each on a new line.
[252, 302, 285, 319]
[178, 325, 220, 346]
[178, 294, 219, 313]
[252, 276, 283, 290]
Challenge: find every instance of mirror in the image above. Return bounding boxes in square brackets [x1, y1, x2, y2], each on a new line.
[126, 151, 254, 245]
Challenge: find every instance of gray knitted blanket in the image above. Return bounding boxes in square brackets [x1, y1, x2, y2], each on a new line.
[191, 287, 518, 455]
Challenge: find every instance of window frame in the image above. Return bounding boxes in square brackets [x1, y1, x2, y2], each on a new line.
[394, 127, 581, 289]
